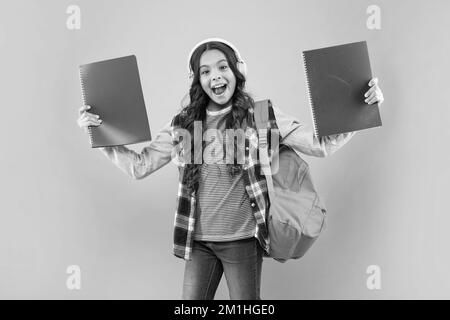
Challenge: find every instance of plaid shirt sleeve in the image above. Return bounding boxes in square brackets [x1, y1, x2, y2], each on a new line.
[272, 106, 356, 157]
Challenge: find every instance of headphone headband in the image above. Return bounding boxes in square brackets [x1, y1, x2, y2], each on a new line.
[187, 37, 246, 79]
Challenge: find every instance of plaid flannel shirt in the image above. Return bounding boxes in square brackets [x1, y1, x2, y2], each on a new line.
[99, 101, 355, 261]
[171, 103, 279, 260]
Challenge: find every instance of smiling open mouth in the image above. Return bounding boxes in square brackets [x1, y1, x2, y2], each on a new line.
[212, 84, 227, 96]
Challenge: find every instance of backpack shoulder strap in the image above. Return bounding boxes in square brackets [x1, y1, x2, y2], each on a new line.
[253, 99, 270, 130]
[253, 99, 276, 200]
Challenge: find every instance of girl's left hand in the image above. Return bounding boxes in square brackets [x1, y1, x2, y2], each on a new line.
[364, 77, 384, 106]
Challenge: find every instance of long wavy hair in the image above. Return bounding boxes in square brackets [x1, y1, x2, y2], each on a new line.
[179, 41, 255, 194]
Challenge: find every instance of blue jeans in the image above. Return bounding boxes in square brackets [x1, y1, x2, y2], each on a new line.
[182, 237, 263, 300]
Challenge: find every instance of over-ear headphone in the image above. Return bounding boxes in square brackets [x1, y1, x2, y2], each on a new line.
[181, 38, 247, 108]
[187, 37, 247, 86]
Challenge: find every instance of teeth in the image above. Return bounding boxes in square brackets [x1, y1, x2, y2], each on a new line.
[212, 84, 226, 89]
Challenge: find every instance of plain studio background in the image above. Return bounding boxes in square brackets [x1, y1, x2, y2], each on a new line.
[0, 0, 448, 299]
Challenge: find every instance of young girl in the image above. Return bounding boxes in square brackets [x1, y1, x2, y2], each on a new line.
[77, 38, 384, 300]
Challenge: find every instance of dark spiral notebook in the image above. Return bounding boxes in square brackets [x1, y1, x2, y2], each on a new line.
[302, 41, 382, 138]
[78, 55, 151, 148]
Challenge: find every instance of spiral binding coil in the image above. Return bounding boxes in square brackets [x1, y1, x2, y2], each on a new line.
[78, 67, 93, 146]
[302, 52, 319, 138]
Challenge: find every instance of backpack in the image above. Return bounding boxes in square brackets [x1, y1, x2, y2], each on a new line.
[254, 99, 328, 263]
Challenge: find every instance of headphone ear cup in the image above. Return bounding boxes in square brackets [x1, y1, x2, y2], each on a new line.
[188, 69, 195, 87]
[237, 61, 247, 79]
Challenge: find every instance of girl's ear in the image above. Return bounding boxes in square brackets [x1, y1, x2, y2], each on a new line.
[180, 92, 190, 108]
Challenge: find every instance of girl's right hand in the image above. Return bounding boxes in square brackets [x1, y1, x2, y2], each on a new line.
[77, 105, 102, 134]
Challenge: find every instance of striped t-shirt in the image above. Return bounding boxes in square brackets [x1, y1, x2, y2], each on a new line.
[193, 105, 256, 241]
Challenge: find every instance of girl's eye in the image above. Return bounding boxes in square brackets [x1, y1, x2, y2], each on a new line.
[200, 65, 227, 75]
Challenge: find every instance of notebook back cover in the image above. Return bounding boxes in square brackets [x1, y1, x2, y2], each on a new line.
[302, 41, 382, 137]
[79, 55, 151, 147]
